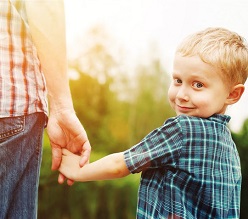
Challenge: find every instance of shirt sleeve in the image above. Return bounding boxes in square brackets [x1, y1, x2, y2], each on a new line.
[124, 117, 183, 173]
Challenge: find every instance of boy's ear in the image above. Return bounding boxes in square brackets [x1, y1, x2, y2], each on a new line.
[226, 84, 245, 105]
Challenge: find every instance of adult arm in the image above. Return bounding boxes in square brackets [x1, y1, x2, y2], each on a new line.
[25, 0, 91, 184]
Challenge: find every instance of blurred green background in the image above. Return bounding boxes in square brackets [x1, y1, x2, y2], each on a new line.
[38, 27, 248, 219]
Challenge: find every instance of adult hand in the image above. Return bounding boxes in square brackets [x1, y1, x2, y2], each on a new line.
[46, 109, 91, 185]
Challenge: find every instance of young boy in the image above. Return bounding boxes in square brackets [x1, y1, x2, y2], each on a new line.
[59, 27, 248, 218]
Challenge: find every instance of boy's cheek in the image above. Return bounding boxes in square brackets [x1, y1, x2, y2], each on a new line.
[167, 88, 176, 102]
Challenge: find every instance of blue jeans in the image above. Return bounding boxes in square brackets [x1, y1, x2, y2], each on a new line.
[0, 112, 46, 219]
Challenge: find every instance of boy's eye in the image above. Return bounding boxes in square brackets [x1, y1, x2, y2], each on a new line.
[192, 82, 204, 88]
[174, 79, 182, 84]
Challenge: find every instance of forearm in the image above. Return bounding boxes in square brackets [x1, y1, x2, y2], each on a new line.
[74, 152, 130, 182]
[25, 0, 73, 112]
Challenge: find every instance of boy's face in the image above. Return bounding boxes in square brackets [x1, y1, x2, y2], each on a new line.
[168, 54, 231, 118]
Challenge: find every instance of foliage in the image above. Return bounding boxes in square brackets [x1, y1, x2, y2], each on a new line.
[128, 59, 175, 143]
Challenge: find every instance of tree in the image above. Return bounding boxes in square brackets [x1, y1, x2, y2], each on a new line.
[128, 58, 175, 144]
[69, 25, 127, 152]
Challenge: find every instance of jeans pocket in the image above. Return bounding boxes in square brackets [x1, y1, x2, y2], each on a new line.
[0, 116, 25, 142]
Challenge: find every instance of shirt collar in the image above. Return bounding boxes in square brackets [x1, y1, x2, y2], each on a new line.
[208, 114, 231, 125]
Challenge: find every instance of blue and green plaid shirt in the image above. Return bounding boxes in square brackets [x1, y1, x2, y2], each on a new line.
[124, 114, 241, 219]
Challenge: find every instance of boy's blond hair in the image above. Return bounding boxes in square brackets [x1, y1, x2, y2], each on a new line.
[176, 27, 248, 86]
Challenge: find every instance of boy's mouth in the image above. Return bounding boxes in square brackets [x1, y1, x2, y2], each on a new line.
[176, 105, 194, 113]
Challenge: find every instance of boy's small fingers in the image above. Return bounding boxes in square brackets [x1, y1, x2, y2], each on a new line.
[67, 179, 74, 186]
[58, 173, 66, 184]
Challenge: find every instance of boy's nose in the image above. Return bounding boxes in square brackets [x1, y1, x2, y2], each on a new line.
[176, 87, 189, 101]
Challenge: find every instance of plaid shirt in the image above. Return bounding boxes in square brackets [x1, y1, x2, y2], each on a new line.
[0, 0, 47, 117]
[124, 114, 241, 219]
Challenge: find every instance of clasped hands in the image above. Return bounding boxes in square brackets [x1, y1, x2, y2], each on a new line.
[46, 110, 91, 185]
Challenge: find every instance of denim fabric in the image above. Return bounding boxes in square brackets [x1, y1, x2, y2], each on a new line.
[0, 113, 46, 219]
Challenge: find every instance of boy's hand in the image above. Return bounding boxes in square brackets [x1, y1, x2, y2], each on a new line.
[58, 149, 82, 182]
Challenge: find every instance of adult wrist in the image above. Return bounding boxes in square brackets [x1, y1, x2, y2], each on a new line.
[47, 94, 75, 115]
